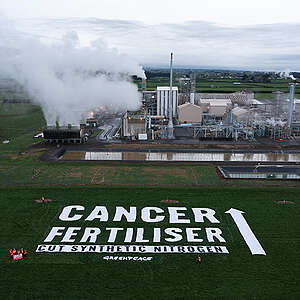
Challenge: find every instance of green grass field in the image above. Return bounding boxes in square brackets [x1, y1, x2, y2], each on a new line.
[134, 76, 299, 100]
[1, 186, 299, 299]
[1, 103, 300, 299]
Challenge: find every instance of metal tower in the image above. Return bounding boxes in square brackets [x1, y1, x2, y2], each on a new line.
[190, 72, 195, 104]
[168, 53, 174, 139]
[287, 83, 295, 128]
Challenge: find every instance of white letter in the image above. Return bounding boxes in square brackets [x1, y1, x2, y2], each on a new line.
[106, 228, 123, 243]
[85, 206, 108, 221]
[59, 206, 84, 221]
[141, 207, 165, 223]
[113, 206, 136, 222]
[165, 228, 183, 242]
[192, 208, 220, 223]
[44, 227, 65, 242]
[168, 207, 190, 224]
[153, 228, 161, 242]
[205, 228, 226, 243]
[135, 228, 149, 243]
[124, 228, 133, 243]
[186, 228, 203, 242]
[61, 227, 81, 242]
[80, 227, 101, 243]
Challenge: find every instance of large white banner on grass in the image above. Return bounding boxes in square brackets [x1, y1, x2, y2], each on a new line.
[36, 244, 229, 254]
[36, 205, 266, 256]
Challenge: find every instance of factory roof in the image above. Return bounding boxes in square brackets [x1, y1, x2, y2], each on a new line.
[45, 126, 80, 130]
[232, 107, 247, 117]
[156, 86, 179, 91]
[208, 105, 228, 117]
[200, 99, 231, 106]
[178, 102, 202, 110]
[251, 99, 263, 105]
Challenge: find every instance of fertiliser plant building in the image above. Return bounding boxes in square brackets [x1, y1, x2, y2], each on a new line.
[177, 103, 202, 124]
[43, 126, 86, 144]
[156, 86, 178, 117]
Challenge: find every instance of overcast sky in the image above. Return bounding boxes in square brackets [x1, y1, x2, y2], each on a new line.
[2, 0, 300, 71]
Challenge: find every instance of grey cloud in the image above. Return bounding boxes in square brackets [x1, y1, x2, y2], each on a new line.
[14, 18, 300, 71]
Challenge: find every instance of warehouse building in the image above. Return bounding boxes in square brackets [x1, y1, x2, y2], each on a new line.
[199, 99, 231, 122]
[199, 99, 232, 107]
[195, 91, 255, 106]
[207, 102, 229, 119]
[177, 103, 202, 124]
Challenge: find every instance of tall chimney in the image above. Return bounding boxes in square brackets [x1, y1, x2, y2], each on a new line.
[168, 53, 174, 139]
[287, 83, 295, 128]
[190, 73, 195, 104]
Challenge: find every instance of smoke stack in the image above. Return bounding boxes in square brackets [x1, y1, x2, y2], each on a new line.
[168, 53, 174, 139]
[287, 83, 295, 128]
[190, 93, 195, 105]
[190, 73, 195, 104]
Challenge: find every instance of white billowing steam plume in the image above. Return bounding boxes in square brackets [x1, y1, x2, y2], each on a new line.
[280, 68, 296, 81]
[0, 19, 146, 125]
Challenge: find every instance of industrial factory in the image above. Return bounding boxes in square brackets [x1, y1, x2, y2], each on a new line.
[38, 53, 300, 144]
[121, 54, 300, 142]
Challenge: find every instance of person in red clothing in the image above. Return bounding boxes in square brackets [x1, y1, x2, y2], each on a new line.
[197, 256, 201, 263]
[21, 248, 27, 256]
[9, 248, 28, 260]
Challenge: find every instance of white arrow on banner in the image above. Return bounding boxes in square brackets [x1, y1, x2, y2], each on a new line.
[225, 208, 266, 255]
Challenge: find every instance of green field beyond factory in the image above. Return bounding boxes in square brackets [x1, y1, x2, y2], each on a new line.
[1, 186, 299, 299]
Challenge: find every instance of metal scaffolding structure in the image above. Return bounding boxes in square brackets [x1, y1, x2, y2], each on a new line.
[173, 83, 299, 141]
[143, 61, 298, 142]
[192, 125, 254, 141]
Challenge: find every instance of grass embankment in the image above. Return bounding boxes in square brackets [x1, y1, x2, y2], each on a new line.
[0, 103, 45, 151]
[0, 186, 299, 299]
